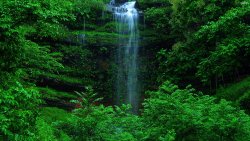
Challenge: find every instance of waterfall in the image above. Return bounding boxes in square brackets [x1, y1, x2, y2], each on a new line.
[110, 0, 140, 113]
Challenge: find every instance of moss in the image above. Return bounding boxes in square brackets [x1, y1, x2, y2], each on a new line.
[36, 118, 57, 141]
[72, 30, 129, 47]
[40, 107, 73, 123]
[73, 30, 120, 37]
[40, 72, 86, 85]
[96, 22, 117, 33]
[36, 107, 73, 140]
[37, 87, 77, 100]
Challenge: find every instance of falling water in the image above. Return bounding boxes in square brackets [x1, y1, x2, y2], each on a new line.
[109, 0, 140, 113]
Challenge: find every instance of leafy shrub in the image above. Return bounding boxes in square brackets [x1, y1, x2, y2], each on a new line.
[144, 7, 171, 31]
[33, 107, 74, 141]
[238, 91, 250, 114]
[0, 81, 41, 139]
[142, 81, 250, 141]
[56, 105, 143, 141]
[55, 88, 143, 141]
[216, 77, 250, 113]
[35, 118, 57, 141]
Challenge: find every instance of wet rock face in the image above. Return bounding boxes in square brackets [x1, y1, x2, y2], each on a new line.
[115, 0, 128, 5]
[117, 0, 139, 9]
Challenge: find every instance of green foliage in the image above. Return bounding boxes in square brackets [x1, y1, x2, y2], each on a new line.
[40, 72, 87, 85]
[170, 0, 237, 39]
[216, 76, 250, 113]
[56, 105, 143, 141]
[195, 3, 250, 84]
[138, 0, 172, 32]
[34, 0, 75, 39]
[51, 81, 250, 141]
[0, 81, 41, 138]
[156, 0, 250, 87]
[138, 0, 171, 10]
[39, 107, 73, 125]
[1, 0, 250, 140]
[23, 43, 64, 76]
[96, 22, 117, 33]
[53, 88, 142, 141]
[38, 87, 77, 100]
[74, 31, 120, 46]
[143, 81, 250, 140]
[35, 118, 57, 141]
[59, 45, 92, 68]
[196, 36, 250, 84]
[0, 0, 82, 138]
[35, 107, 73, 141]
[144, 7, 171, 31]
[238, 91, 250, 114]
[0, 0, 74, 80]
[71, 0, 107, 29]
[71, 86, 103, 112]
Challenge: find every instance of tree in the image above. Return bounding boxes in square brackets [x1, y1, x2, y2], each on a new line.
[157, 0, 250, 89]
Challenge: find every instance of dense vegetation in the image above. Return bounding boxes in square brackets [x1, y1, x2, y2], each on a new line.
[0, 0, 249, 140]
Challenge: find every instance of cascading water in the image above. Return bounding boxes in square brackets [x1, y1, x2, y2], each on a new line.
[109, 0, 140, 113]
